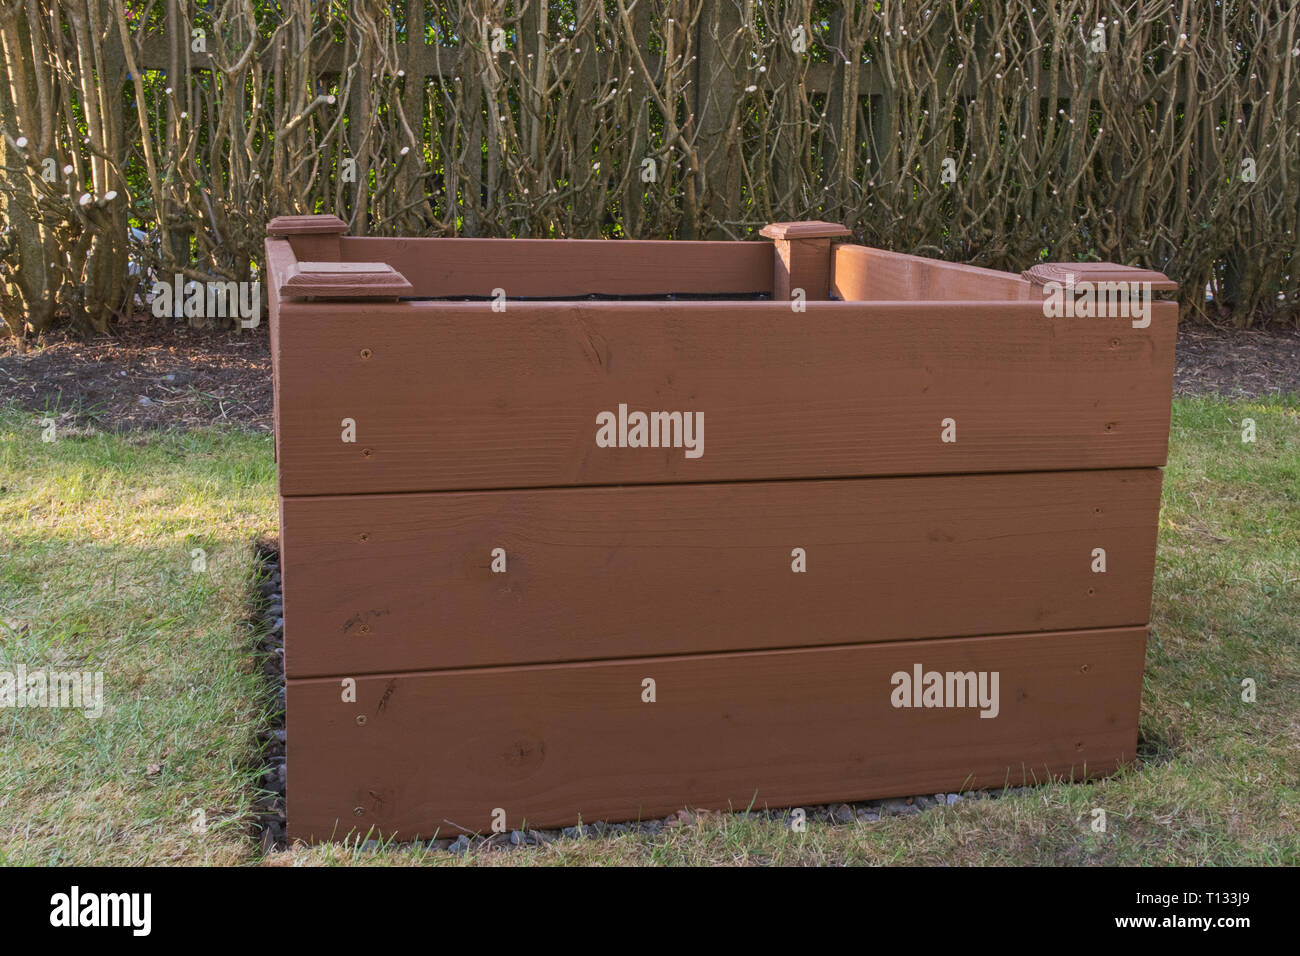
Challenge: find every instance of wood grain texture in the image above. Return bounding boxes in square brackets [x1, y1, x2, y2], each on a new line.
[337, 236, 773, 297]
[287, 234, 342, 262]
[280, 469, 1162, 677]
[267, 214, 348, 236]
[760, 221, 851, 240]
[264, 237, 299, 466]
[1021, 261, 1178, 292]
[280, 261, 414, 299]
[286, 626, 1147, 841]
[833, 244, 1035, 301]
[267, 216, 348, 264]
[770, 236, 834, 301]
[272, 298, 1178, 495]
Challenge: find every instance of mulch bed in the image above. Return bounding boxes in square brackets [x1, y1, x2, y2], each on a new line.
[1172, 322, 1300, 400]
[0, 312, 272, 432]
[2, 315, 1298, 434]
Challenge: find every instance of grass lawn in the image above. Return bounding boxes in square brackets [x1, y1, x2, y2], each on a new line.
[0, 395, 1296, 866]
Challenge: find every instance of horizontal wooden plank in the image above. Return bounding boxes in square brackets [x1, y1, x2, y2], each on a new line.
[272, 298, 1177, 495]
[833, 244, 1036, 301]
[286, 626, 1147, 841]
[337, 236, 773, 298]
[281, 470, 1161, 677]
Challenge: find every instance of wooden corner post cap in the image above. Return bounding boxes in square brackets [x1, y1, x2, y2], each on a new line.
[761, 221, 851, 302]
[267, 214, 349, 237]
[279, 261, 414, 300]
[759, 221, 851, 241]
[1021, 261, 1178, 294]
[268, 214, 348, 262]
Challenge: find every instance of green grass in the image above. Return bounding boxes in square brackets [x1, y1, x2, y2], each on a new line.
[0, 410, 276, 865]
[0, 396, 1296, 865]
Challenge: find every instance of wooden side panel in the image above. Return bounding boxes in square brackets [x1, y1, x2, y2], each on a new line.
[264, 237, 299, 465]
[288, 234, 342, 262]
[833, 244, 1035, 301]
[337, 236, 774, 298]
[273, 298, 1178, 495]
[281, 470, 1162, 677]
[286, 626, 1147, 841]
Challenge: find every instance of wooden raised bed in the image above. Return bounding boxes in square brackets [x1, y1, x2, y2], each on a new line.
[266, 215, 1177, 843]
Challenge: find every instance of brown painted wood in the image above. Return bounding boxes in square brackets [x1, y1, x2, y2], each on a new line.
[773, 238, 830, 301]
[286, 626, 1147, 841]
[336, 236, 774, 298]
[268, 214, 348, 262]
[291, 236, 343, 262]
[1021, 261, 1179, 293]
[832, 244, 1035, 301]
[759, 221, 852, 240]
[280, 469, 1162, 677]
[264, 238, 300, 466]
[271, 298, 1177, 495]
[280, 261, 414, 299]
[268, 214, 348, 236]
[761, 222, 850, 301]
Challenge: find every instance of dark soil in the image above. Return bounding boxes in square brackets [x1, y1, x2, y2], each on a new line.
[0, 311, 272, 432]
[1171, 322, 1300, 400]
[2, 315, 1298, 433]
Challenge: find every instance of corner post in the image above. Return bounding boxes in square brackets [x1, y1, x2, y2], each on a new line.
[267, 214, 349, 262]
[760, 221, 851, 302]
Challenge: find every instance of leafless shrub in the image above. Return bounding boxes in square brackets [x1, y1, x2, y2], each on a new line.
[1, 0, 1296, 342]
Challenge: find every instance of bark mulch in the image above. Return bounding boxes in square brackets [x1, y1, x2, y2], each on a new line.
[0, 312, 272, 432]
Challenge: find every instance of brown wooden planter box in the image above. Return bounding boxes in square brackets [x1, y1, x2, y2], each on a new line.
[266, 215, 1177, 843]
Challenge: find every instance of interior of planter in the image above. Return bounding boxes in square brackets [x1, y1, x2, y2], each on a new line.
[830, 245, 1035, 302]
[331, 235, 1035, 303]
